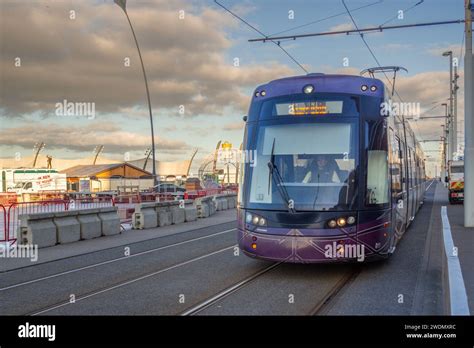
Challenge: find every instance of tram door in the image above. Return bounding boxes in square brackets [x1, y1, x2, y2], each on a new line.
[408, 148, 417, 223]
[389, 132, 408, 239]
[399, 139, 409, 232]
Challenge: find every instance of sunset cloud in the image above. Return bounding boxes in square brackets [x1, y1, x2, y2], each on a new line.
[0, 1, 293, 117]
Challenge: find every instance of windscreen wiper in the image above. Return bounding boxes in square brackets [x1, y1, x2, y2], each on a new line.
[267, 138, 296, 214]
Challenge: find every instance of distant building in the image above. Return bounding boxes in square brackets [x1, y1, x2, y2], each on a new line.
[60, 163, 152, 192]
[127, 158, 195, 181]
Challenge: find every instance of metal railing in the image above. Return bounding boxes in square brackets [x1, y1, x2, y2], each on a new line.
[4, 200, 68, 244]
[0, 188, 239, 243]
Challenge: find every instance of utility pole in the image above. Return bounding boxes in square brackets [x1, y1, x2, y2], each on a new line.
[453, 64, 459, 156]
[441, 103, 448, 182]
[465, 0, 474, 227]
[443, 51, 454, 161]
[441, 126, 447, 184]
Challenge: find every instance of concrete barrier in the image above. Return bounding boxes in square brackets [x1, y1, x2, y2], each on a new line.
[17, 207, 121, 248]
[156, 207, 172, 227]
[98, 207, 121, 236]
[171, 206, 185, 224]
[77, 208, 101, 240]
[132, 203, 158, 230]
[156, 201, 175, 228]
[130, 194, 236, 229]
[215, 198, 223, 211]
[209, 198, 217, 215]
[54, 211, 80, 244]
[18, 212, 57, 248]
[226, 195, 236, 209]
[184, 206, 197, 222]
[133, 201, 190, 228]
[196, 201, 210, 218]
[215, 196, 228, 211]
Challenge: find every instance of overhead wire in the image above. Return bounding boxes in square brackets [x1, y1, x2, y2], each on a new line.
[341, 0, 426, 144]
[214, 0, 308, 74]
[379, 0, 425, 27]
[268, 0, 384, 37]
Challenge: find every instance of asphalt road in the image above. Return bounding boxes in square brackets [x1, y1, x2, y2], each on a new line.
[0, 181, 442, 315]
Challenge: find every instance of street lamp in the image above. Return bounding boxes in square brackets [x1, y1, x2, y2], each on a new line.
[463, 0, 473, 227]
[441, 125, 447, 183]
[442, 50, 454, 161]
[114, 0, 158, 189]
[441, 103, 449, 171]
[32, 142, 45, 168]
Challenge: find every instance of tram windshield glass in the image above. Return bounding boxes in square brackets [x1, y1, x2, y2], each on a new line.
[247, 121, 358, 211]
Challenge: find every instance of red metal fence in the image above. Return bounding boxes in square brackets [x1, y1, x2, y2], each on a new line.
[0, 188, 238, 244]
[0, 198, 113, 245]
[0, 204, 7, 243]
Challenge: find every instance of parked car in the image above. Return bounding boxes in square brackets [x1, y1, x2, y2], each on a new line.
[153, 183, 186, 193]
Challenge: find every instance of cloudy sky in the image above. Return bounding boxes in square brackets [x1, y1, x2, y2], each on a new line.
[0, 0, 469, 176]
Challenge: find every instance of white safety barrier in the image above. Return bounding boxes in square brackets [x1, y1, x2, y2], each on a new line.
[440, 206, 470, 315]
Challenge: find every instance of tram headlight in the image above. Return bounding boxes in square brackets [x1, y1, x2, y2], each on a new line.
[246, 212, 267, 227]
[337, 217, 347, 227]
[328, 216, 354, 228]
[361, 85, 368, 91]
[260, 90, 266, 96]
[303, 84, 314, 94]
[252, 216, 260, 225]
[245, 212, 253, 223]
[370, 85, 377, 92]
[255, 91, 260, 97]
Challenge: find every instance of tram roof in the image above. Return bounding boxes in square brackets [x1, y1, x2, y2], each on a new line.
[253, 73, 385, 100]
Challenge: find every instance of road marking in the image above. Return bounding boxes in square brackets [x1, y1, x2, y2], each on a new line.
[31, 245, 236, 316]
[0, 228, 236, 291]
[440, 206, 470, 315]
[425, 179, 435, 192]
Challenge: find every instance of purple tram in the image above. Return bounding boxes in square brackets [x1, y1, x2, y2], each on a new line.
[237, 73, 426, 263]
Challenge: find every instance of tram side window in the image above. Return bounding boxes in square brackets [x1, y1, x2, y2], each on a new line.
[365, 120, 389, 205]
[415, 157, 419, 186]
[389, 131, 402, 195]
[237, 159, 245, 205]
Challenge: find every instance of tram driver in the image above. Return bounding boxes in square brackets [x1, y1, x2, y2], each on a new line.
[302, 155, 341, 184]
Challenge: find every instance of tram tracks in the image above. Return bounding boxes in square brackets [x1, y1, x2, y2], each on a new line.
[181, 261, 283, 315]
[181, 261, 362, 316]
[308, 266, 361, 315]
[0, 228, 236, 291]
[2, 226, 239, 315]
[6, 224, 364, 316]
[26, 244, 238, 316]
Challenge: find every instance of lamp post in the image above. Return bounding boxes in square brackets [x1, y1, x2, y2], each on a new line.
[464, 0, 473, 226]
[441, 126, 447, 184]
[453, 65, 459, 156]
[114, 0, 158, 189]
[442, 51, 453, 162]
[441, 103, 449, 181]
[32, 142, 45, 168]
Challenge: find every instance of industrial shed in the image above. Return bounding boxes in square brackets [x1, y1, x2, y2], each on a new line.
[61, 163, 153, 192]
